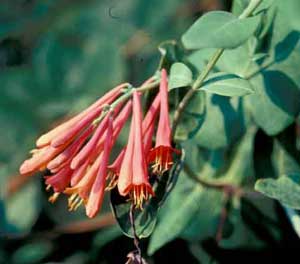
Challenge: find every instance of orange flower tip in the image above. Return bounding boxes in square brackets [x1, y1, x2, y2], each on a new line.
[86, 203, 102, 218]
[48, 192, 60, 203]
[86, 210, 96, 218]
[29, 148, 39, 154]
[36, 135, 50, 148]
[19, 161, 35, 176]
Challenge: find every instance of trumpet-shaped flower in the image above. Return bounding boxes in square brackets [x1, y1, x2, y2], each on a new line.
[148, 69, 180, 175]
[118, 90, 154, 209]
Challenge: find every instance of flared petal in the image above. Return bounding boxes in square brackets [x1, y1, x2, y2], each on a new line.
[148, 69, 180, 175]
[118, 91, 153, 208]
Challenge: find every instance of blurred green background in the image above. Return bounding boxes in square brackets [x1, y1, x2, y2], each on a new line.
[1, 0, 300, 263]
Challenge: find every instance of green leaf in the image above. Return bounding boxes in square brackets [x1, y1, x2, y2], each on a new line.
[158, 40, 184, 69]
[148, 171, 223, 255]
[201, 72, 254, 97]
[4, 179, 41, 232]
[111, 154, 183, 238]
[110, 189, 157, 239]
[247, 70, 300, 135]
[174, 89, 206, 142]
[232, 0, 274, 16]
[257, 4, 277, 38]
[194, 94, 245, 149]
[266, 1, 300, 88]
[182, 11, 261, 49]
[231, 0, 249, 16]
[255, 173, 300, 209]
[169, 62, 193, 90]
[284, 207, 300, 238]
[222, 196, 280, 248]
[11, 241, 53, 264]
[149, 129, 255, 254]
[92, 226, 122, 249]
[272, 139, 300, 176]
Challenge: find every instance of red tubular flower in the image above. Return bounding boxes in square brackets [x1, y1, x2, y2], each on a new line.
[19, 82, 134, 217]
[19, 71, 180, 217]
[107, 95, 159, 185]
[107, 80, 159, 191]
[20, 83, 128, 177]
[64, 102, 132, 210]
[36, 83, 127, 148]
[65, 114, 114, 217]
[85, 114, 113, 217]
[70, 114, 109, 170]
[118, 90, 154, 209]
[47, 126, 93, 171]
[148, 69, 180, 175]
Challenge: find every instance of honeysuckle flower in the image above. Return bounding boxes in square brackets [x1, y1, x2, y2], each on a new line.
[19, 71, 179, 217]
[64, 113, 114, 217]
[106, 96, 159, 191]
[118, 90, 154, 209]
[19, 83, 133, 215]
[148, 69, 180, 175]
[106, 80, 160, 191]
[20, 83, 128, 176]
[48, 113, 111, 205]
[63, 102, 132, 211]
[85, 113, 114, 217]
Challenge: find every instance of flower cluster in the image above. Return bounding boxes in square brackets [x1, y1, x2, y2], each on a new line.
[19, 69, 180, 218]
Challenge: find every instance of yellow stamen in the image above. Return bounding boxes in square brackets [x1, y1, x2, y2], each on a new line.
[131, 185, 151, 210]
[68, 194, 84, 211]
[105, 172, 118, 191]
[49, 192, 60, 203]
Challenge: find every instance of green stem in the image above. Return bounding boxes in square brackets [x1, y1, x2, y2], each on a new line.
[238, 0, 262, 19]
[93, 77, 160, 125]
[172, 0, 263, 135]
[245, 57, 274, 79]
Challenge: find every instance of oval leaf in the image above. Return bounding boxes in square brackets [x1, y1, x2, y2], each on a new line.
[201, 72, 254, 97]
[111, 154, 183, 239]
[255, 173, 300, 209]
[182, 11, 261, 49]
[169, 62, 193, 90]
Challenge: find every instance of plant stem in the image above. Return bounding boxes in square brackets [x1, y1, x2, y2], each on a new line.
[239, 0, 263, 19]
[129, 204, 142, 263]
[172, 0, 263, 135]
[93, 77, 160, 125]
[172, 49, 223, 134]
[111, 78, 160, 110]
